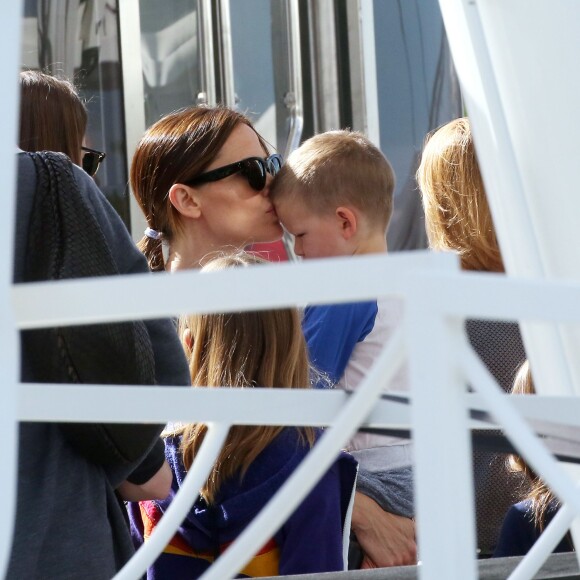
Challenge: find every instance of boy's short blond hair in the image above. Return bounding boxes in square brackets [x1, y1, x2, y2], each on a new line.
[271, 130, 395, 231]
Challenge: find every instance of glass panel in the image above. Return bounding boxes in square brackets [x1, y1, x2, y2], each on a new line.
[20, 0, 130, 225]
[373, 0, 462, 251]
[228, 0, 277, 149]
[228, 0, 288, 261]
[138, 0, 200, 127]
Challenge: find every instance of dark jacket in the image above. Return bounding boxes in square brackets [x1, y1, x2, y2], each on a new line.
[129, 428, 358, 578]
[9, 152, 190, 579]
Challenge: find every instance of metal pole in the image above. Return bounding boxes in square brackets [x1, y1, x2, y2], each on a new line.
[283, 0, 303, 159]
[216, 0, 235, 108]
[118, 0, 148, 243]
[0, 0, 24, 575]
[198, 0, 217, 105]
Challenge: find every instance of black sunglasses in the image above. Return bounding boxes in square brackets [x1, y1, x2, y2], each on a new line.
[187, 153, 283, 192]
[81, 146, 106, 177]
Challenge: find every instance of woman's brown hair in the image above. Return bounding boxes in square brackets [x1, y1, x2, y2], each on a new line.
[173, 252, 315, 504]
[417, 117, 504, 272]
[19, 70, 87, 165]
[130, 106, 269, 272]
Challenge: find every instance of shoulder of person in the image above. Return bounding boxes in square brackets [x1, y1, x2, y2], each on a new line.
[305, 301, 377, 329]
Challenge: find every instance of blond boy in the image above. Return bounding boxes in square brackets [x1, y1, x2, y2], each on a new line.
[270, 131, 415, 568]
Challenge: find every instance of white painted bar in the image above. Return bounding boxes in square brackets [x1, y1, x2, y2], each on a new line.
[408, 300, 477, 579]
[407, 272, 580, 324]
[0, 0, 24, 577]
[21, 383, 580, 433]
[13, 252, 456, 328]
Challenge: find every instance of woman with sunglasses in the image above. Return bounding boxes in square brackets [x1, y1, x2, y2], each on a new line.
[130, 106, 283, 271]
[19, 70, 106, 177]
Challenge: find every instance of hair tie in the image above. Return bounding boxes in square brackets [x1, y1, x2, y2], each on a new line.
[144, 227, 163, 240]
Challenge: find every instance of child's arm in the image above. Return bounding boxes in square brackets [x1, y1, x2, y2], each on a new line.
[303, 302, 376, 386]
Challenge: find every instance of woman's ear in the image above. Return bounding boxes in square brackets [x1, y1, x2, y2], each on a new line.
[182, 328, 194, 350]
[335, 206, 358, 240]
[168, 184, 202, 219]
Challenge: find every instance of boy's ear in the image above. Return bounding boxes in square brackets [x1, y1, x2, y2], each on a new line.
[182, 328, 194, 350]
[168, 184, 202, 219]
[335, 206, 358, 240]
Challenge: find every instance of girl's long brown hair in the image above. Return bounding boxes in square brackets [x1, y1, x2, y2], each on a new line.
[509, 361, 558, 531]
[130, 106, 268, 271]
[173, 252, 315, 504]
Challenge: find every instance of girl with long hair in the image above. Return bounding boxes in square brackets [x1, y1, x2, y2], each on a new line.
[494, 361, 573, 556]
[128, 253, 357, 578]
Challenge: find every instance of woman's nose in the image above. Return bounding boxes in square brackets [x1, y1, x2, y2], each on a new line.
[262, 175, 273, 197]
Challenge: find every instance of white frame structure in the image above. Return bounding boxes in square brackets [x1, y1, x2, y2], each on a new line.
[9, 252, 580, 580]
[5, 2, 580, 580]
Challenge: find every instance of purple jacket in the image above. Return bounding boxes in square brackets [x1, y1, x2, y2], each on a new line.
[128, 428, 358, 578]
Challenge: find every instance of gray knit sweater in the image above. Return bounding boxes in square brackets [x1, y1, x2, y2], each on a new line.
[8, 152, 190, 579]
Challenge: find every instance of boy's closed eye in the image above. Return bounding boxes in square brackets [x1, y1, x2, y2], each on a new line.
[281, 224, 303, 238]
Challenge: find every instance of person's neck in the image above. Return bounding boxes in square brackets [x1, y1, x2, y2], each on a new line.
[165, 229, 245, 272]
[352, 232, 388, 256]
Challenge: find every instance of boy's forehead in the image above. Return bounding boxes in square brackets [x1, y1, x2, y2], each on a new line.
[273, 192, 306, 217]
[273, 196, 305, 223]
[275, 197, 331, 228]
[272, 186, 306, 205]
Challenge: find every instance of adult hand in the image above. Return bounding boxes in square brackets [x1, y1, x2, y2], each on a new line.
[351, 492, 416, 568]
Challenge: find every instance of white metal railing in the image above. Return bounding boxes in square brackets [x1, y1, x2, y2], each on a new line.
[10, 252, 450, 579]
[7, 251, 580, 579]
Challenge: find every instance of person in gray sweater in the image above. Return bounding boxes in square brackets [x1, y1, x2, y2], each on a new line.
[9, 150, 190, 579]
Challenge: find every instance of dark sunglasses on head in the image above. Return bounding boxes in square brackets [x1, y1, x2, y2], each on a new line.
[187, 153, 283, 192]
[81, 146, 106, 177]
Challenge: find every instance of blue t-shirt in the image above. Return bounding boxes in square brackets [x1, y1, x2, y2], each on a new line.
[303, 301, 378, 387]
